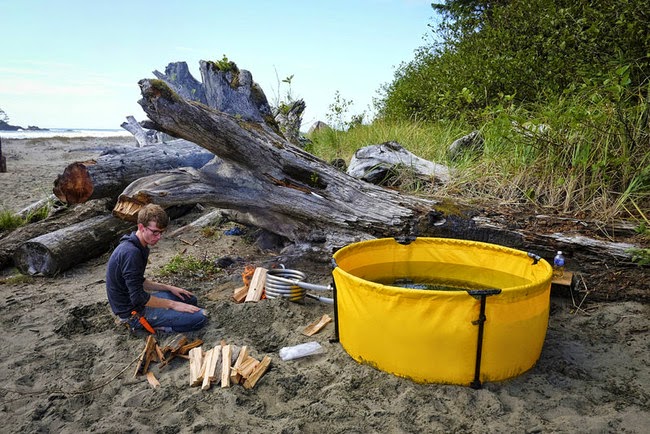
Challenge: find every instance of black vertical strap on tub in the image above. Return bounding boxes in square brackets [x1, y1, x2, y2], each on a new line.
[467, 288, 502, 389]
[329, 278, 340, 343]
[329, 257, 340, 343]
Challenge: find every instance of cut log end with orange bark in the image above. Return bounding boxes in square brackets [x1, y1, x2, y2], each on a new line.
[53, 161, 95, 204]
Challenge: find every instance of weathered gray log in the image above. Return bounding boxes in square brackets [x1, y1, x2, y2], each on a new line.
[427, 214, 639, 264]
[120, 78, 486, 252]
[152, 60, 281, 135]
[13, 214, 134, 276]
[52, 139, 214, 204]
[153, 61, 207, 105]
[275, 99, 306, 146]
[16, 194, 62, 219]
[120, 115, 151, 147]
[167, 208, 227, 237]
[198, 59, 276, 125]
[347, 141, 451, 185]
[0, 198, 113, 269]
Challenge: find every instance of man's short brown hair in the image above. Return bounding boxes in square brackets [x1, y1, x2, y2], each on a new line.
[137, 204, 169, 228]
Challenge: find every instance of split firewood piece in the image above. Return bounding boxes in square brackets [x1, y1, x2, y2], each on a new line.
[302, 314, 333, 337]
[200, 348, 216, 390]
[229, 344, 241, 366]
[189, 347, 204, 387]
[155, 345, 166, 363]
[200, 349, 211, 390]
[243, 355, 271, 389]
[141, 335, 158, 373]
[221, 344, 232, 388]
[232, 285, 248, 303]
[146, 371, 161, 388]
[230, 345, 249, 384]
[207, 345, 223, 384]
[204, 346, 222, 390]
[134, 335, 158, 377]
[244, 267, 268, 302]
[161, 334, 189, 354]
[197, 350, 209, 385]
[178, 338, 203, 355]
[238, 356, 260, 379]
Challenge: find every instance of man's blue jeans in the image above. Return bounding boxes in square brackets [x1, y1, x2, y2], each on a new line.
[133, 292, 208, 333]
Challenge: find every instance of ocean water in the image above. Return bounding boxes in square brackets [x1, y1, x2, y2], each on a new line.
[0, 128, 131, 139]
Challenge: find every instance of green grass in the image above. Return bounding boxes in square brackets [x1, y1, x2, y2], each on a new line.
[0, 210, 25, 231]
[306, 97, 649, 224]
[0, 200, 53, 232]
[307, 119, 466, 164]
[159, 253, 221, 278]
[1, 273, 34, 285]
[628, 248, 650, 266]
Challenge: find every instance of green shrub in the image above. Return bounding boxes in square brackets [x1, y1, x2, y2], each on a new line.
[159, 254, 220, 278]
[378, 0, 650, 123]
[628, 248, 650, 266]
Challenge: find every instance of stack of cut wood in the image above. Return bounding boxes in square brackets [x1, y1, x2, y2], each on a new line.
[189, 341, 271, 390]
[132, 334, 270, 390]
[232, 266, 268, 303]
[133, 334, 203, 387]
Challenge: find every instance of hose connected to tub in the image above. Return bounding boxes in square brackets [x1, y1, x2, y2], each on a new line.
[265, 266, 334, 304]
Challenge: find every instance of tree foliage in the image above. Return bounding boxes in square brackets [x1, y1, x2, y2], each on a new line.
[369, 0, 650, 220]
[378, 0, 650, 122]
[0, 107, 9, 124]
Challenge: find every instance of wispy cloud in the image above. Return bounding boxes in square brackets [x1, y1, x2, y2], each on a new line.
[0, 75, 122, 97]
[0, 60, 134, 97]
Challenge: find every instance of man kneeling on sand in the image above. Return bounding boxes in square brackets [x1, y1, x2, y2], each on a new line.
[106, 204, 208, 333]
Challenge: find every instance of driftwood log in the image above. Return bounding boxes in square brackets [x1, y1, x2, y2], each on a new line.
[0, 198, 113, 269]
[16, 194, 62, 219]
[13, 214, 134, 276]
[106, 63, 442, 252]
[120, 115, 151, 147]
[52, 139, 214, 205]
[120, 83, 437, 250]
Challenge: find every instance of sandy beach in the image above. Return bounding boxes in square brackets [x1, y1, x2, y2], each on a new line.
[0, 136, 648, 433]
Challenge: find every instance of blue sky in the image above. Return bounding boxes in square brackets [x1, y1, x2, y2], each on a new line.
[0, 0, 436, 130]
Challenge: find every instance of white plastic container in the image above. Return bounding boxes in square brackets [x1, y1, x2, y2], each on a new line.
[279, 342, 324, 361]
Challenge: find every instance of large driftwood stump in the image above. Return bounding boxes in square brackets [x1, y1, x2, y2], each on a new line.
[53, 139, 214, 204]
[120, 77, 442, 251]
[13, 214, 134, 276]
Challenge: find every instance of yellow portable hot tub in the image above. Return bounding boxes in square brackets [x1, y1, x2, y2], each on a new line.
[331, 237, 552, 387]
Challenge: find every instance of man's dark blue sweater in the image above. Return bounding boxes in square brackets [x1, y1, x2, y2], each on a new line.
[106, 232, 152, 319]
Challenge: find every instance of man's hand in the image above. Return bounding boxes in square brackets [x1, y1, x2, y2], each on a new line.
[169, 286, 194, 301]
[171, 300, 202, 313]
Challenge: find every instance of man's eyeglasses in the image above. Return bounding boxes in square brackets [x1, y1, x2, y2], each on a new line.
[144, 226, 165, 236]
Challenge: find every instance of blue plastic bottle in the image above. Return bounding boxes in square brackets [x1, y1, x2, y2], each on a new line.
[553, 251, 565, 278]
